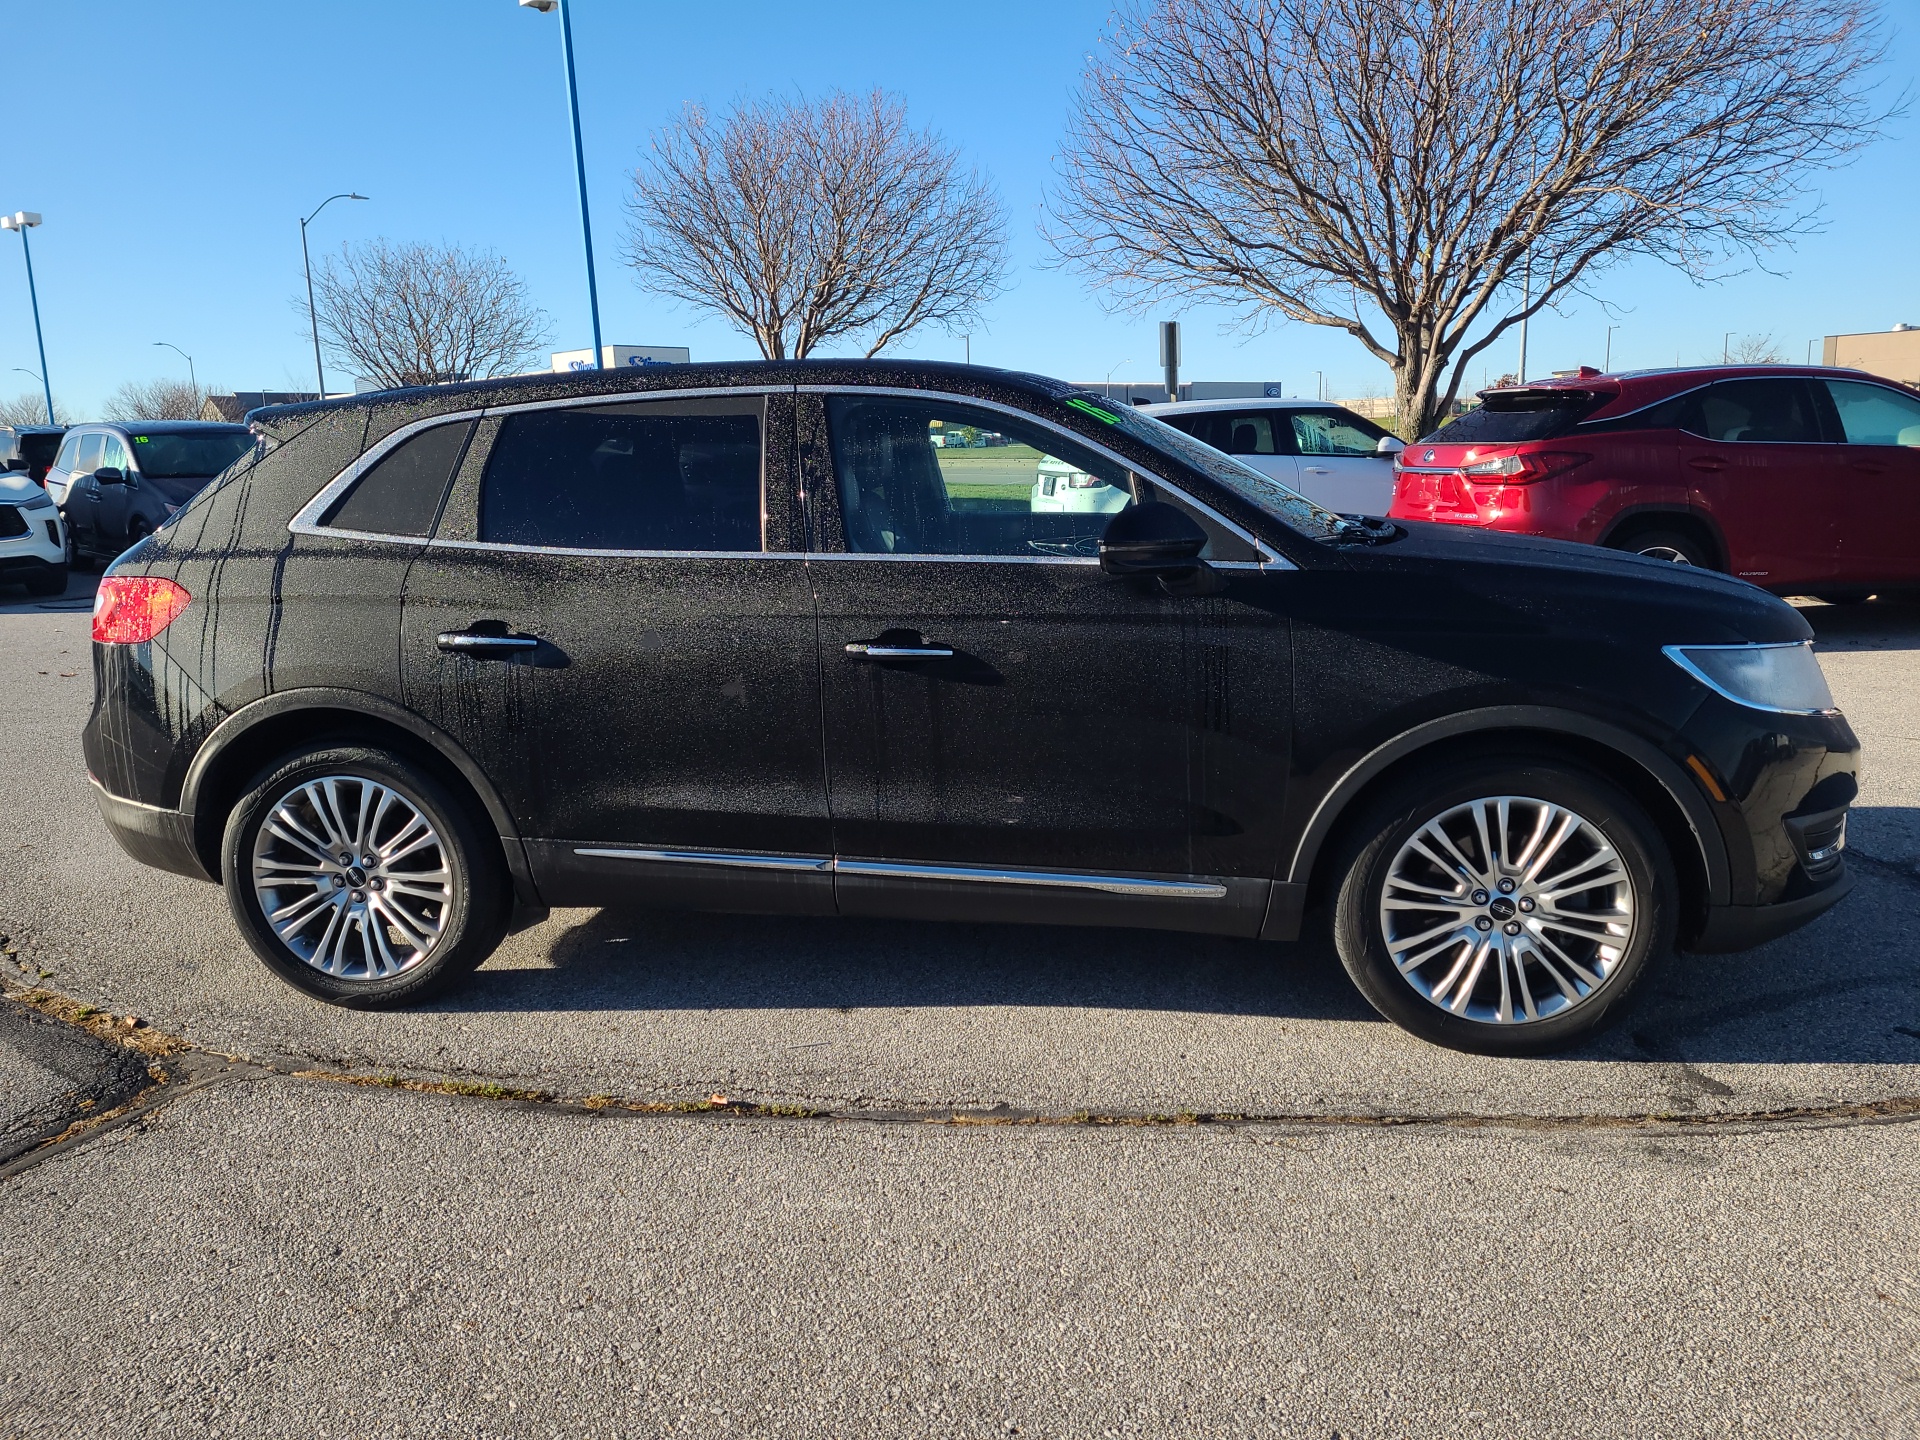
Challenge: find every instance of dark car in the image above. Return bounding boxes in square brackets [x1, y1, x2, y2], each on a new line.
[82, 362, 1858, 1054]
[45, 420, 254, 567]
[0, 423, 67, 485]
[1388, 364, 1920, 601]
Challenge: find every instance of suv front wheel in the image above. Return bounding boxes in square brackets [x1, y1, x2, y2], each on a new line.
[222, 743, 511, 1006]
[1332, 758, 1674, 1055]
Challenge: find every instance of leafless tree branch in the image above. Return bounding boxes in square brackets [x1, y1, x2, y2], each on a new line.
[624, 90, 1010, 359]
[303, 240, 550, 390]
[1049, 0, 1893, 436]
[0, 391, 72, 426]
[103, 378, 211, 422]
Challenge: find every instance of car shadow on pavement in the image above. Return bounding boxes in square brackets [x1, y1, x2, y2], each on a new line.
[445, 905, 1383, 1025]
[0, 567, 100, 616]
[1802, 594, 1920, 652]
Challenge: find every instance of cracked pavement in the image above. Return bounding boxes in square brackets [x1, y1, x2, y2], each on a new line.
[2, 574, 1917, 1437]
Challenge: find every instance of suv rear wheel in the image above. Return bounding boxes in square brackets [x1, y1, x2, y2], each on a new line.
[1610, 527, 1713, 568]
[1332, 758, 1674, 1055]
[221, 743, 510, 1006]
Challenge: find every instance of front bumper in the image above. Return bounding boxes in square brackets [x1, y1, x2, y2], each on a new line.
[1686, 861, 1853, 954]
[89, 775, 214, 883]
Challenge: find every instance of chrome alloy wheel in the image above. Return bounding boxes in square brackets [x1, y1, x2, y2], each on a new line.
[1637, 545, 1694, 565]
[1377, 795, 1636, 1025]
[250, 776, 451, 980]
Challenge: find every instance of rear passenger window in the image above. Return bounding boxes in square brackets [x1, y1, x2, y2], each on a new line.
[76, 433, 104, 474]
[479, 401, 763, 552]
[323, 420, 473, 537]
[1688, 380, 1820, 444]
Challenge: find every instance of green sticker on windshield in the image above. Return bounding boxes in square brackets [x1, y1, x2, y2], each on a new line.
[1063, 396, 1120, 424]
[134, 435, 149, 443]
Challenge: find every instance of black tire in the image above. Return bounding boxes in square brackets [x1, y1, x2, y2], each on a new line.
[24, 562, 67, 597]
[221, 743, 511, 1007]
[60, 511, 86, 569]
[1610, 528, 1713, 569]
[1331, 757, 1675, 1055]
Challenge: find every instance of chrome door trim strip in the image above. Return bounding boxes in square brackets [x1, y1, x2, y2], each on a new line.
[565, 845, 1229, 897]
[798, 384, 1287, 569]
[427, 537, 791, 560]
[833, 857, 1229, 898]
[573, 847, 832, 873]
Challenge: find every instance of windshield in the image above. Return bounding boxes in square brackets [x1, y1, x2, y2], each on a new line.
[1061, 393, 1346, 536]
[129, 431, 254, 479]
[1427, 390, 1606, 444]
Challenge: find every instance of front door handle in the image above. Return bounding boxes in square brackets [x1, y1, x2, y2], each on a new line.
[1686, 455, 1728, 473]
[438, 630, 541, 656]
[846, 640, 954, 660]
[1302, 466, 1331, 474]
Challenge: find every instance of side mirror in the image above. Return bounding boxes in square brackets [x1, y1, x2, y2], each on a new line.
[1, 456, 26, 472]
[1099, 501, 1210, 578]
[93, 466, 125, 485]
[1376, 436, 1407, 457]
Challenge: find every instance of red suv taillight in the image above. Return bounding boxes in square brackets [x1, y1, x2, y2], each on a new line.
[1457, 450, 1591, 484]
[92, 576, 190, 644]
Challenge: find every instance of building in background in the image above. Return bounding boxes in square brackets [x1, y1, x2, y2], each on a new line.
[1823, 324, 1920, 385]
[1074, 380, 1284, 404]
[199, 391, 318, 422]
[551, 344, 691, 372]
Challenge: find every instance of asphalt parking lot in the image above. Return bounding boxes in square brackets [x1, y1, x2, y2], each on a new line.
[2, 570, 1917, 1438]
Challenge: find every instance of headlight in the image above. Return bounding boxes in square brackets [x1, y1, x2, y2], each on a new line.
[1663, 641, 1836, 715]
[17, 488, 53, 511]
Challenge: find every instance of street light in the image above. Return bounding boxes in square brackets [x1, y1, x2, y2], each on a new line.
[2, 212, 56, 426]
[1104, 359, 1131, 399]
[1723, 331, 1735, 364]
[1604, 325, 1619, 373]
[153, 341, 196, 394]
[300, 192, 368, 401]
[521, 0, 605, 370]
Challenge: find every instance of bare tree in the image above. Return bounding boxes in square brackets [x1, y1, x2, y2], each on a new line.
[1725, 333, 1787, 364]
[104, 377, 210, 422]
[0, 391, 71, 426]
[1051, 0, 1890, 436]
[306, 240, 549, 390]
[624, 90, 1009, 360]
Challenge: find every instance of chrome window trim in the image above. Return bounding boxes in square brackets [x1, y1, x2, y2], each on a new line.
[572, 845, 1229, 898]
[801, 383, 1288, 569]
[429, 536, 787, 560]
[289, 385, 786, 546]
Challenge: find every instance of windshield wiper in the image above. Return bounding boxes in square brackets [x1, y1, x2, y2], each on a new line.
[1322, 515, 1402, 545]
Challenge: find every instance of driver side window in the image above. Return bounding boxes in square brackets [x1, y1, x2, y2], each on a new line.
[824, 397, 1134, 558]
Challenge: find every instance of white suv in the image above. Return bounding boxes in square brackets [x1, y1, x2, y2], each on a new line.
[1029, 454, 1131, 514]
[1145, 399, 1405, 515]
[0, 462, 67, 595]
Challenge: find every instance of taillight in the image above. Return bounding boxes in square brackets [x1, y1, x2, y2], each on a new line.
[1459, 450, 1590, 484]
[92, 576, 191, 644]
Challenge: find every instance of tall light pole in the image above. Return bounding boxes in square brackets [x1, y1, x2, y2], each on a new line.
[1104, 359, 1131, 400]
[153, 341, 196, 395]
[521, 0, 605, 370]
[1604, 325, 1619, 373]
[301, 192, 367, 400]
[2, 212, 55, 425]
[1723, 331, 1735, 364]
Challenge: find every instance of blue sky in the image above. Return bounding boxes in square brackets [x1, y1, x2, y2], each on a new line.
[2, 0, 1914, 418]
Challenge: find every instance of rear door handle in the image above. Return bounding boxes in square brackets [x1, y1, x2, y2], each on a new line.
[1302, 466, 1331, 474]
[438, 631, 541, 656]
[1686, 455, 1727, 473]
[846, 641, 954, 660]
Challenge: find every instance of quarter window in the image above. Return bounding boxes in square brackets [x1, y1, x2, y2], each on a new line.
[479, 401, 763, 552]
[1688, 380, 1820, 444]
[323, 420, 473, 538]
[1826, 380, 1920, 447]
[53, 433, 80, 471]
[825, 397, 1133, 557]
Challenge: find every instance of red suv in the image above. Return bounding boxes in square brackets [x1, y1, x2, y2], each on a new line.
[1388, 365, 1920, 599]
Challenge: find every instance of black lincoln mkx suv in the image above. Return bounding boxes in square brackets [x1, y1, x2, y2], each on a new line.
[84, 360, 1857, 1054]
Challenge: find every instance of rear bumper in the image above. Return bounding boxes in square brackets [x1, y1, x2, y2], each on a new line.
[89, 775, 214, 883]
[1686, 863, 1853, 954]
